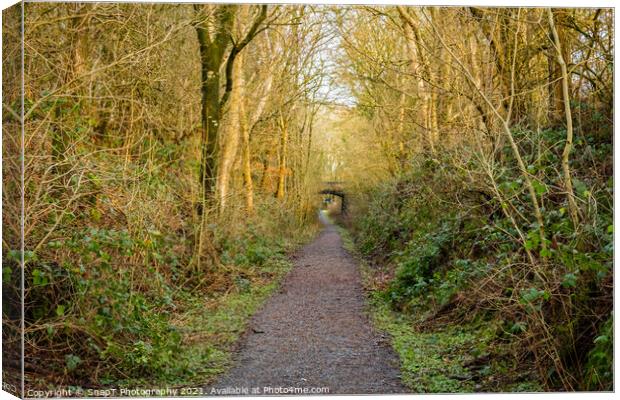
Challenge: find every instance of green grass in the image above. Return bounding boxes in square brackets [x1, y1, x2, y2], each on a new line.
[103, 243, 303, 388]
[24, 211, 322, 391]
[370, 297, 480, 393]
[337, 224, 542, 393]
[170, 227, 319, 387]
[167, 255, 293, 387]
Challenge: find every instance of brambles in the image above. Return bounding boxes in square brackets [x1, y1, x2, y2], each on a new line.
[345, 127, 612, 391]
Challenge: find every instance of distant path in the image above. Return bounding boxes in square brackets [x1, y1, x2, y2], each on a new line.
[207, 211, 405, 395]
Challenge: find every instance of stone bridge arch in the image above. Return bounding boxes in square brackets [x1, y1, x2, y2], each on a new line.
[319, 188, 347, 215]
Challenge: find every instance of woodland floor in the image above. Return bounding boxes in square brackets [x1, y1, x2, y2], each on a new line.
[206, 212, 406, 395]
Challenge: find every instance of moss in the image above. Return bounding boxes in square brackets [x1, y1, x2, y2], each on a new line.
[339, 225, 543, 393]
[371, 299, 476, 393]
[105, 253, 294, 388]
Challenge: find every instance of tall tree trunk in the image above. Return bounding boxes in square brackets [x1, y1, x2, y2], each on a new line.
[243, 64, 273, 212]
[216, 53, 244, 210]
[195, 5, 236, 201]
[192, 4, 235, 272]
[275, 112, 288, 199]
[548, 10, 571, 125]
[429, 85, 439, 151]
[548, 9, 579, 228]
[195, 5, 266, 205]
[259, 140, 276, 192]
[396, 90, 407, 169]
[240, 83, 254, 214]
[398, 6, 435, 154]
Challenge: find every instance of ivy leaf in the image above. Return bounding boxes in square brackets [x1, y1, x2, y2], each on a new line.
[540, 247, 552, 258]
[521, 288, 541, 303]
[3, 267, 12, 283]
[561, 273, 577, 288]
[532, 180, 547, 196]
[526, 230, 540, 250]
[509, 321, 527, 334]
[572, 177, 588, 196]
[7, 250, 20, 262]
[56, 305, 66, 317]
[65, 354, 81, 371]
[32, 269, 48, 286]
[24, 251, 37, 263]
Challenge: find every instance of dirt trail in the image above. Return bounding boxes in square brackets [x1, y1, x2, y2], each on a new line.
[207, 212, 406, 395]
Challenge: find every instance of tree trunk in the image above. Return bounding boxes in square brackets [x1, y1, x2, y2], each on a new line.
[548, 10, 571, 125]
[429, 85, 439, 151]
[398, 6, 435, 154]
[275, 112, 288, 199]
[397, 90, 407, 169]
[240, 83, 254, 214]
[195, 5, 236, 201]
[216, 53, 244, 210]
[548, 9, 579, 228]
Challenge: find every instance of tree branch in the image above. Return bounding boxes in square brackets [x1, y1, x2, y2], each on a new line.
[220, 5, 268, 108]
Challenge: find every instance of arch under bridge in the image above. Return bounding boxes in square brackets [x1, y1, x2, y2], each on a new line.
[319, 181, 347, 215]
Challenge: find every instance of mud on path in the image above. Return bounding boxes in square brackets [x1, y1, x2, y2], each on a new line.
[207, 212, 406, 395]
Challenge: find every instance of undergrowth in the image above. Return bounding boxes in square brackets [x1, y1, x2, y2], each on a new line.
[18, 207, 316, 390]
[6, 137, 319, 390]
[341, 127, 613, 392]
[339, 225, 541, 393]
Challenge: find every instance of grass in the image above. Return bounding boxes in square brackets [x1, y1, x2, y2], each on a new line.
[20, 197, 321, 392]
[371, 298, 476, 392]
[93, 226, 315, 389]
[31, 252, 297, 393]
[337, 223, 543, 393]
[169, 255, 294, 387]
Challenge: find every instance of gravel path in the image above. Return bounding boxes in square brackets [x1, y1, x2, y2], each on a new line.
[207, 212, 406, 395]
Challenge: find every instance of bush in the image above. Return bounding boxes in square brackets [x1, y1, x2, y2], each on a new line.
[584, 315, 613, 390]
[346, 128, 612, 391]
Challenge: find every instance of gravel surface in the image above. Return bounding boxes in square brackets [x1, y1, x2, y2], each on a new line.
[207, 213, 406, 395]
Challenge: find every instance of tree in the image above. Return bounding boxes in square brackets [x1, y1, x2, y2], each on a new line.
[548, 9, 579, 228]
[194, 4, 267, 204]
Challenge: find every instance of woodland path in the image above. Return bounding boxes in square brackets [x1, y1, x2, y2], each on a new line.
[206, 211, 406, 395]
